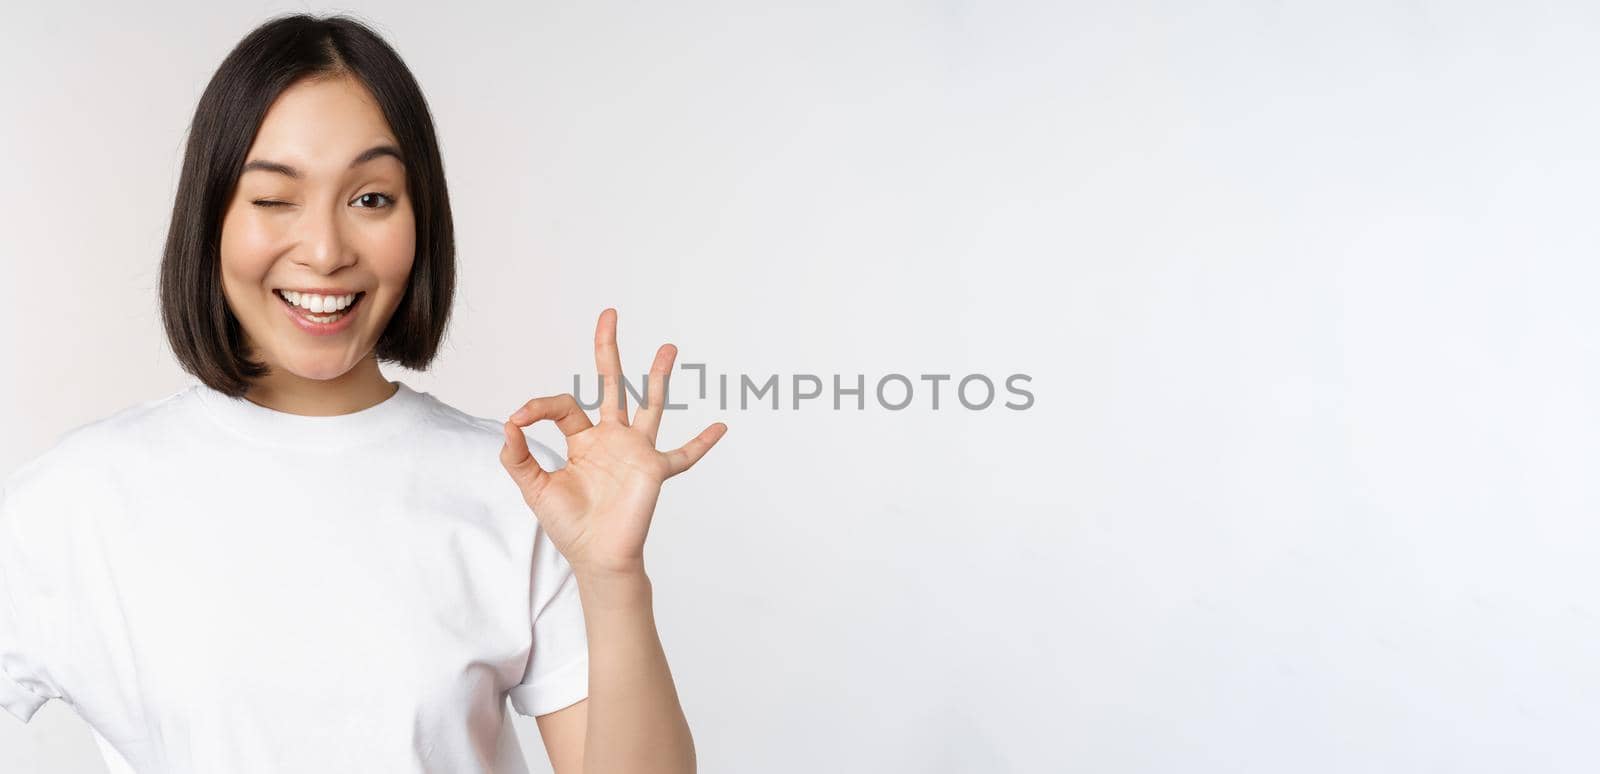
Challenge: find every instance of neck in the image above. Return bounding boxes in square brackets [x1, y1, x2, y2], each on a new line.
[241, 354, 397, 417]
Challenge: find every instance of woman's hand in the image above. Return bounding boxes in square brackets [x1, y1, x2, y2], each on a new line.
[498, 308, 727, 578]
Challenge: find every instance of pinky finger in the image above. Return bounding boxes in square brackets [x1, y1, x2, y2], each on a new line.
[664, 422, 728, 478]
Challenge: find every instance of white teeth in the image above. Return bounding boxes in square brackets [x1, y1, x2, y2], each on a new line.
[282, 291, 356, 313]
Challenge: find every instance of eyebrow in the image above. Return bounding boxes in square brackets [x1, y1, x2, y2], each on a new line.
[240, 144, 404, 180]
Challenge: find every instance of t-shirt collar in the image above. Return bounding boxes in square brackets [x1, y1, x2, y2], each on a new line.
[190, 379, 424, 450]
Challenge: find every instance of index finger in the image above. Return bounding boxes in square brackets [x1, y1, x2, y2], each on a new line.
[508, 393, 594, 437]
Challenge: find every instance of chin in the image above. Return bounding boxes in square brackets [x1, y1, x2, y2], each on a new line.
[272, 361, 356, 382]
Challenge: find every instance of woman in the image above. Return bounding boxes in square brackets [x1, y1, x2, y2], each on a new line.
[0, 12, 723, 774]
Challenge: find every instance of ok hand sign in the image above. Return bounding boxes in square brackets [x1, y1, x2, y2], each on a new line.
[499, 308, 727, 578]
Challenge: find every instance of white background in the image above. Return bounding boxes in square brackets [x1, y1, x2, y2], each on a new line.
[2, 1, 1596, 772]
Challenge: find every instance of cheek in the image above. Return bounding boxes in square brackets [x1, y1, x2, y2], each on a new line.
[218, 208, 278, 294]
[368, 211, 416, 283]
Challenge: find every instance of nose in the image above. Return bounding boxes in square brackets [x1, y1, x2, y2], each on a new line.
[293, 198, 358, 274]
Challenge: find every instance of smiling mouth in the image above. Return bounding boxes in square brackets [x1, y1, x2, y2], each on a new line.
[274, 289, 366, 323]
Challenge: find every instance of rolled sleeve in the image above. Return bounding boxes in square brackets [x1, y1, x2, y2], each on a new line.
[507, 527, 589, 717]
[0, 668, 49, 723]
[0, 481, 62, 724]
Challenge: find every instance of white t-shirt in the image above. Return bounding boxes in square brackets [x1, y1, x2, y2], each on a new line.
[0, 380, 589, 773]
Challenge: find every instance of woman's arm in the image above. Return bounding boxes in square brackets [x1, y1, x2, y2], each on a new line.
[500, 308, 724, 774]
[537, 569, 694, 774]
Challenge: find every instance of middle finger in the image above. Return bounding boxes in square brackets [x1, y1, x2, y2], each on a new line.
[593, 307, 629, 424]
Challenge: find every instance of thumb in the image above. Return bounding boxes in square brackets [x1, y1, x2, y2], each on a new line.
[499, 420, 549, 492]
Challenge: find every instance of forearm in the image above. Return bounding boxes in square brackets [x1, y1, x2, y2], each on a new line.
[576, 568, 695, 774]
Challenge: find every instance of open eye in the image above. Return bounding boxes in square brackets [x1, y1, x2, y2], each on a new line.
[353, 192, 395, 209]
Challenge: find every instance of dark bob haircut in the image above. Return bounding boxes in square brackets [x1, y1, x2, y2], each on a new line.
[160, 13, 454, 398]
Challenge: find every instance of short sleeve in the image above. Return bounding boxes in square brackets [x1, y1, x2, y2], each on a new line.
[506, 524, 590, 717]
[0, 480, 65, 724]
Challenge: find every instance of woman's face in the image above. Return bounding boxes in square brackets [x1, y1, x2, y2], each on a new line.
[219, 73, 415, 381]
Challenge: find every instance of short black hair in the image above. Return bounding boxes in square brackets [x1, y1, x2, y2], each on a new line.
[160, 12, 455, 397]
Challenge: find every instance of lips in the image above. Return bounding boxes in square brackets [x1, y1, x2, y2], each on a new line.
[274, 289, 365, 336]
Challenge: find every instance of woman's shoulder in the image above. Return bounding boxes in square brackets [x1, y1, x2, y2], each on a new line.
[410, 388, 567, 473]
[0, 386, 197, 543]
[3, 386, 194, 495]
